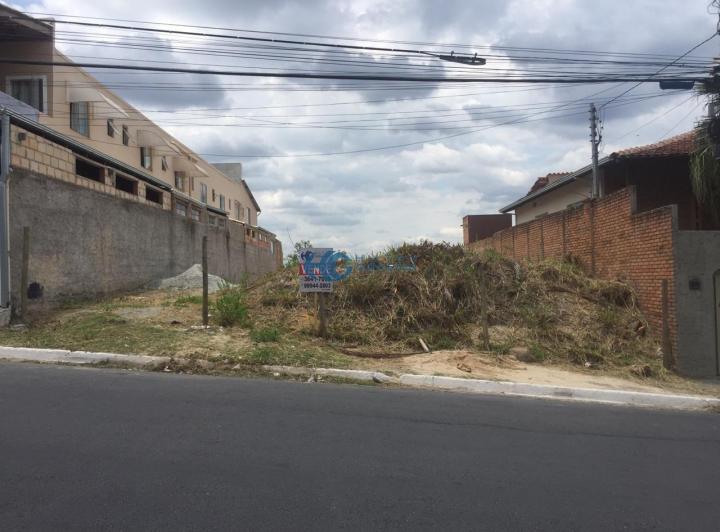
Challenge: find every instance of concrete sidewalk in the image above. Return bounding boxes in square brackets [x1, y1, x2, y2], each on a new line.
[1, 346, 718, 411]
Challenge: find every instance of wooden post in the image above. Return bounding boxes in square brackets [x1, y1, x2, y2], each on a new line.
[479, 271, 490, 351]
[202, 235, 209, 326]
[19, 226, 29, 320]
[661, 279, 673, 369]
[318, 292, 328, 337]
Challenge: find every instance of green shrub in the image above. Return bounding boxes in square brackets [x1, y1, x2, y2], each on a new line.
[250, 326, 281, 342]
[529, 344, 549, 362]
[213, 284, 248, 327]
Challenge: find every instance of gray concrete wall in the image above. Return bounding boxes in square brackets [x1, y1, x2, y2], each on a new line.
[674, 230, 720, 377]
[8, 169, 278, 313]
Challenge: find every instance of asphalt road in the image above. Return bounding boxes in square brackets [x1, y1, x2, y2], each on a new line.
[1, 363, 719, 531]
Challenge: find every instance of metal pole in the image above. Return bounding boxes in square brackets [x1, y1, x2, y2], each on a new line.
[590, 103, 599, 199]
[20, 227, 29, 319]
[0, 112, 11, 308]
[202, 236, 209, 326]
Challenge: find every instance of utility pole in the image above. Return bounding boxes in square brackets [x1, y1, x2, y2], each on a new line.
[589, 103, 600, 199]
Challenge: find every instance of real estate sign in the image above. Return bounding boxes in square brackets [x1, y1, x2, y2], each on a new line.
[298, 247, 351, 292]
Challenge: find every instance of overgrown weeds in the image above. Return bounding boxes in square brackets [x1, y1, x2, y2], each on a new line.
[213, 283, 249, 327]
[250, 326, 281, 342]
[253, 240, 659, 371]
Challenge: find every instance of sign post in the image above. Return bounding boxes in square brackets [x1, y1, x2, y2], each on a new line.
[297, 247, 352, 337]
[318, 292, 328, 337]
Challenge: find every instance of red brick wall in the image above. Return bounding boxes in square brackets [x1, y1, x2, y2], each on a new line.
[463, 214, 513, 244]
[467, 187, 677, 347]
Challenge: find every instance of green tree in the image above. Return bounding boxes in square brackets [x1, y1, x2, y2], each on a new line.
[284, 240, 312, 268]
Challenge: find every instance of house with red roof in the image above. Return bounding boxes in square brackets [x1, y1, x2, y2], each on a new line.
[499, 132, 716, 229]
[463, 131, 720, 378]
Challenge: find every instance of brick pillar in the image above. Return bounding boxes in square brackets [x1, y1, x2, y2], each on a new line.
[589, 200, 596, 275]
[512, 227, 516, 260]
[526, 225, 530, 258]
[561, 210, 567, 257]
[104, 169, 115, 188]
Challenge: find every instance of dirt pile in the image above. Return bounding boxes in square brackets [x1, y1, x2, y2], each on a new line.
[152, 264, 226, 293]
[251, 242, 660, 371]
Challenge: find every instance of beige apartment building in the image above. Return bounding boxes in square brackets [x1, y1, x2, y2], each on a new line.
[0, 6, 260, 226]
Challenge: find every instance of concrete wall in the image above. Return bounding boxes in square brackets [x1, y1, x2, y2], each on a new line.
[8, 169, 279, 313]
[674, 231, 720, 377]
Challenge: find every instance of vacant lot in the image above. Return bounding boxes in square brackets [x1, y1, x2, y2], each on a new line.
[0, 245, 717, 397]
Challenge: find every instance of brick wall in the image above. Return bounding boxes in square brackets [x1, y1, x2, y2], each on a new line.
[468, 187, 677, 348]
[10, 125, 168, 210]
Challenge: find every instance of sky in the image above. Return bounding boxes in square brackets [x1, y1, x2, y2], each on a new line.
[10, 0, 719, 256]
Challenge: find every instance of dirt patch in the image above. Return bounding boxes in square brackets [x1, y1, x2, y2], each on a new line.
[355, 350, 666, 392]
[114, 307, 163, 320]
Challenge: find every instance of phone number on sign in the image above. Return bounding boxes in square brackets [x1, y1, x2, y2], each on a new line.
[299, 277, 333, 293]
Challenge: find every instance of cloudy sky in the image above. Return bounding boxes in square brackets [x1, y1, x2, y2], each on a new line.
[10, 0, 718, 255]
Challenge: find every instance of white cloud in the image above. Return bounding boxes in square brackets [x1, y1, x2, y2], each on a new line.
[13, 0, 712, 256]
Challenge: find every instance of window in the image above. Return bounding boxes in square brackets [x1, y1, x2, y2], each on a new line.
[218, 218, 226, 229]
[200, 183, 208, 204]
[140, 147, 152, 170]
[212, 189, 216, 202]
[115, 174, 137, 195]
[208, 215, 217, 226]
[107, 119, 115, 138]
[190, 177, 195, 191]
[7, 76, 46, 112]
[235, 201, 241, 220]
[190, 207, 201, 222]
[145, 187, 162, 204]
[70, 102, 90, 136]
[174, 172, 185, 191]
[161, 156, 168, 172]
[219, 194, 225, 211]
[246, 207, 251, 224]
[75, 158, 104, 183]
[175, 201, 188, 217]
[122, 125, 129, 146]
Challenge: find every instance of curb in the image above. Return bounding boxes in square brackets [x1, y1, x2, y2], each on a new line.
[0, 346, 168, 368]
[261, 365, 397, 383]
[1, 347, 717, 411]
[399, 374, 720, 411]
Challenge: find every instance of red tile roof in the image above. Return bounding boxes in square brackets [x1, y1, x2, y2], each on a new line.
[611, 130, 695, 158]
[516, 131, 695, 205]
[526, 172, 572, 195]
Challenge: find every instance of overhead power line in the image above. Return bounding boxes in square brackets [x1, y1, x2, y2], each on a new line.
[0, 59, 705, 84]
[600, 32, 718, 109]
[3, 16, 485, 65]
[19, 12, 718, 61]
